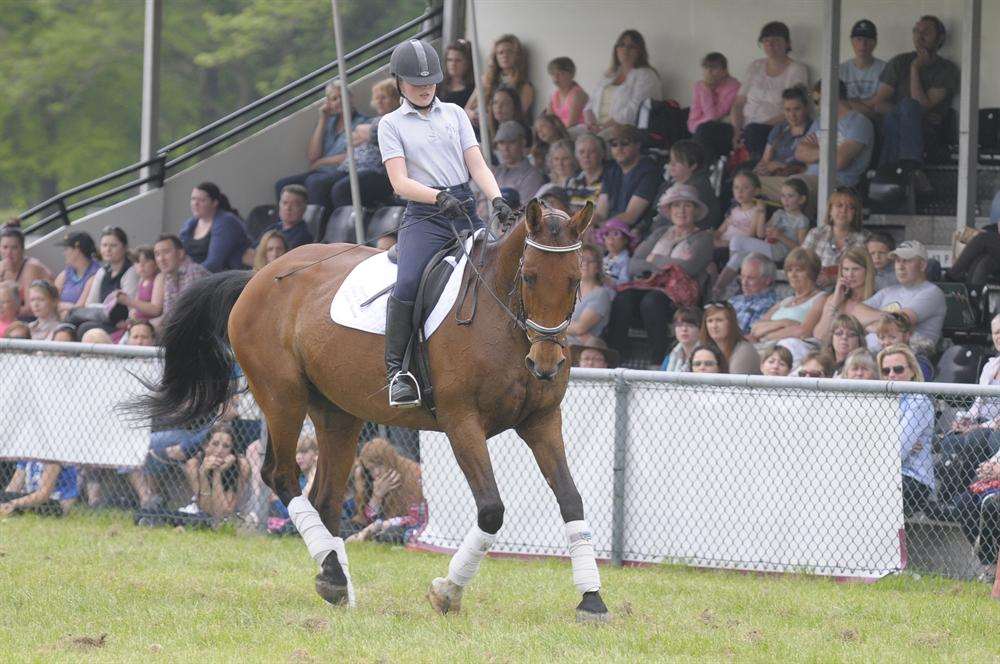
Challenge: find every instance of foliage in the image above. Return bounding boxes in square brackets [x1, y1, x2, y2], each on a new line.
[2, 510, 998, 662]
[0, 0, 427, 212]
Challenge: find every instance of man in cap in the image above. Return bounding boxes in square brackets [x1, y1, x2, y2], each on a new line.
[854, 240, 946, 348]
[594, 124, 660, 227]
[840, 19, 885, 117]
[489, 120, 545, 211]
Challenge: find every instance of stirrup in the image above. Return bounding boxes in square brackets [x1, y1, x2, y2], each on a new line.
[389, 371, 421, 408]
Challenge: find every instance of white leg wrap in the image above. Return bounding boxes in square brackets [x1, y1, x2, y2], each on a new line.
[565, 520, 601, 593]
[446, 526, 496, 588]
[288, 496, 356, 607]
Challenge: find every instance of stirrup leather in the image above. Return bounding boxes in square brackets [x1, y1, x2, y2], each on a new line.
[389, 371, 421, 407]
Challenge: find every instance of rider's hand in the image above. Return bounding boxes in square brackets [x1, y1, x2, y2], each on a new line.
[491, 197, 514, 230]
[436, 190, 465, 217]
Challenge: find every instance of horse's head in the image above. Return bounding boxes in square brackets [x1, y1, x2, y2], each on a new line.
[518, 199, 594, 380]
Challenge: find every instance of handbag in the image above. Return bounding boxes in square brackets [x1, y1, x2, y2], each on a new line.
[615, 264, 700, 307]
[969, 479, 1000, 495]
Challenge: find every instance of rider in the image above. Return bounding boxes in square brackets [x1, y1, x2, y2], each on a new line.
[379, 39, 513, 408]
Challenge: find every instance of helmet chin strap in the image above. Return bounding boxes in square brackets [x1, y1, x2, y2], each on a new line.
[397, 78, 434, 110]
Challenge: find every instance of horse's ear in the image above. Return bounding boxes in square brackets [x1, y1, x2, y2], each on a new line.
[524, 198, 543, 235]
[570, 201, 595, 238]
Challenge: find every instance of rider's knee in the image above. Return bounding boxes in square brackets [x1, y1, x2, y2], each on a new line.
[477, 502, 505, 534]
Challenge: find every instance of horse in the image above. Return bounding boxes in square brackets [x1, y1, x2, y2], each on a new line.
[137, 199, 609, 622]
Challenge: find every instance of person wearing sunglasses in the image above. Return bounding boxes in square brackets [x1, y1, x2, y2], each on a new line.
[583, 29, 663, 134]
[821, 313, 867, 376]
[877, 343, 935, 516]
[689, 343, 727, 374]
[797, 350, 834, 378]
[593, 124, 659, 227]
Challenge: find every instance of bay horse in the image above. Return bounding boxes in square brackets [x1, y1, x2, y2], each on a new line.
[138, 200, 609, 622]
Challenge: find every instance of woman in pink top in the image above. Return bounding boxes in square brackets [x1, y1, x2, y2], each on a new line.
[688, 52, 740, 161]
[546, 57, 588, 128]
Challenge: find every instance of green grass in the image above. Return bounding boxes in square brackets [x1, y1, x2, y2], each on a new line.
[1, 511, 997, 663]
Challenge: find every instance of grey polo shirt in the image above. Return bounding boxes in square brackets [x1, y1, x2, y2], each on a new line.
[378, 98, 479, 188]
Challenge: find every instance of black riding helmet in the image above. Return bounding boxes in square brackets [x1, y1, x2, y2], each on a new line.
[389, 40, 443, 109]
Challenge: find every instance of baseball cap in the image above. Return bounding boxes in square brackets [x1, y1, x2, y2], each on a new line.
[494, 121, 526, 143]
[890, 240, 927, 260]
[850, 19, 877, 40]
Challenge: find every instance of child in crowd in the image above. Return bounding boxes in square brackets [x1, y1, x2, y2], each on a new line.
[118, 245, 159, 325]
[715, 170, 762, 249]
[0, 459, 78, 516]
[714, 177, 809, 295]
[268, 433, 318, 534]
[3, 321, 30, 339]
[348, 437, 427, 544]
[546, 57, 588, 128]
[866, 232, 898, 291]
[873, 312, 934, 380]
[760, 345, 793, 376]
[688, 52, 741, 161]
[662, 306, 702, 371]
[664, 139, 722, 229]
[594, 218, 636, 286]
[52, 323, 77, 343]
[530, 113, 570, 170]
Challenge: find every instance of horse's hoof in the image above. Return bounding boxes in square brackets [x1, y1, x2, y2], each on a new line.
[575, 590, 611, 624]
[427, 577, 462, 615]
[315, 573, 349, 606]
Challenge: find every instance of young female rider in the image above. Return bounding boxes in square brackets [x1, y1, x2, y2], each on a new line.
[379, 39, 513, 407]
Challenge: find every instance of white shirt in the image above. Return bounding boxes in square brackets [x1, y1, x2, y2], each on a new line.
[378, 98, 479, 188]
[739, 59, 809, 125]
[583, 67, 663, 126]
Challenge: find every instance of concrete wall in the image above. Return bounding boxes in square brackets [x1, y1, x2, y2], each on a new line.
[470, 0, 997, 111]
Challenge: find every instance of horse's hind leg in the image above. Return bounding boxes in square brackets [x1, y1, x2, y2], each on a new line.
[306, 396, 364, 607]
[517, 409, 610, 623]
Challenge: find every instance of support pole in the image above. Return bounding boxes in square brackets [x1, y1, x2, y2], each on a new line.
[139, 0, 162, 193]
[610, 370, 629, 567]
[331, 0, 366, 244]
[441, 0, 463, 50]
[466, 0, 492, 164]
[816, 0, 841, 218]
[957, 0, 982, 232]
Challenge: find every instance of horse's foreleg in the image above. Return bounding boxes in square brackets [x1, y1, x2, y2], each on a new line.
[517, 409, 610, 623]
[428, 419, 505, 615]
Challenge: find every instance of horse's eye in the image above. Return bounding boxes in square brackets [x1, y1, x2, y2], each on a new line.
[523, 274, 537, 286]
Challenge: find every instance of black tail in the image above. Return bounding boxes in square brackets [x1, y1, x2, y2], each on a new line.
[129, 270, 252, 428]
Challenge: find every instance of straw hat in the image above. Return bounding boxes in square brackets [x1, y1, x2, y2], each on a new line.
[657, 183, 707, 221]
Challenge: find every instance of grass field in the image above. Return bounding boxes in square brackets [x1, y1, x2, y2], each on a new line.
[1, 511, 998, 663]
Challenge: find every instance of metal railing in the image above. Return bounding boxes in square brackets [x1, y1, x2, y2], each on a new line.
[14, 4, 443, 238]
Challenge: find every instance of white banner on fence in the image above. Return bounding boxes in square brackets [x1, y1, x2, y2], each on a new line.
[417, 379, 905, 579]
[0, 352, 154, 467]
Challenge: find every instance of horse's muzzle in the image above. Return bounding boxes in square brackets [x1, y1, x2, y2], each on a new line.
[524, 355, 564, 381]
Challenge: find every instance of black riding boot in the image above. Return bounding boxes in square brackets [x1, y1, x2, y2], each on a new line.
[385, 295, 420, 408]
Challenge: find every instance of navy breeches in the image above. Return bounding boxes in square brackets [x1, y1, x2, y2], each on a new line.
[392, 183, 483, 303]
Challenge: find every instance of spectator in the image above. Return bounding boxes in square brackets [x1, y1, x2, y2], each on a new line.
[755, 87, 810, 200]
[348, 437, 427, 544]
[267, 433, 320, 535]
[265, 184, 313, 250]
[26, 279, 61, 340]
[813, 245, 876, 340]
[546, 57, 588, 128]
[80, 328, 113, 345]
[472, 34, 535, 122]
[713, 170, 763, 279]
[662, 306, 703, 372]
[842, 347, 878, 379]
[798, 350, 835, 378]
[530, 113, 570, 169]
[801, 187, 867, 283]
[944, 226, 1000, 289]
[730, 21, 809, 159]
[487, 86, 529, 140]
[52, 323, 77, 343]
[570, 338, 620, 369]
[566, 244, 613, 347]
[701, 300, 760, 375]
[329, 115, 395, 212]
[565, 133, 607, 211]
[664, 140, 722, 229]
[274, 83, 369, 208]
[127, 320, 157, 347]
[689, 52, 741, 162]
[0, 459, 78, 517]
[583, 29, 663, 132]
[954, 447, 1000, 570]
[117, 246, 162, 325]
[821, 313, 866, 375]
[594, 218, 636, 286]
[490, 121, 546, 212]
[841, 19, 886, 117]
[438, 39, 476, 108]
[867, 232, 898, 291]
[690, 343, 727, 374]
[167, 424, 251, 524]
[0, 280, 19, 337]
[729, 253, 779, 334]
[749, 247, 827, 343]
[760, 345, 793, 376]
[594, 124, 660, 226]
[53, 231, 100, 319]
[252, 230, 288, 271]
[75, 226, 139, 340]
[948, 314, 1000, 437]
[153, 234, 210, 329]
[872, 15, 960, 181]
[607, 183, 714, 363]
[794, 79, 875, 189]
[877, 343, 935, 516]
[544, 138, 579, 188]
[853, 240, 945, 348]
[179, 183, 250, 273]
[873, 312, 934, 380]
[0, 224, 54, 317]
[3, 321, 30, 339]
[536, 184, 571, 213]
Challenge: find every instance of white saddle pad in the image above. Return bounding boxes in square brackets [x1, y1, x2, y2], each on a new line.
[330, 230, 481, 338]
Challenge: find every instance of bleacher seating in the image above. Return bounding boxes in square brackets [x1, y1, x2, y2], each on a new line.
[322, 206, 369, 244]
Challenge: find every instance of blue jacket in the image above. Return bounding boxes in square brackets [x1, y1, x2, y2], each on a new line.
[180, 211, 251, 272]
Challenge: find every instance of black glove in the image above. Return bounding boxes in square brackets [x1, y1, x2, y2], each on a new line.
[491, 197, 514, 230]
[435, 190, 464, 217]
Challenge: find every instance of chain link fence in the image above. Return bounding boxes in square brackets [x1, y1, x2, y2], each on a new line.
[2, 339, 998, 582]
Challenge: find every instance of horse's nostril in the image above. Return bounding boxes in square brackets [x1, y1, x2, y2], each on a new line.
[524, 356, 535, 373]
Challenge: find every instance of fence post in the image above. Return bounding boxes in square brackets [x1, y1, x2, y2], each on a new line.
[611, 369, 629, 567]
